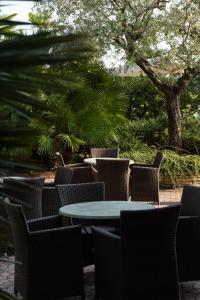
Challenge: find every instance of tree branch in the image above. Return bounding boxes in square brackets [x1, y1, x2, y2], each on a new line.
[136, 57, 169, 93]
[176, 65, 200, 95]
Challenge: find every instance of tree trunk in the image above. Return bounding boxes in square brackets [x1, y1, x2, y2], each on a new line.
[165, 91, 182, 150]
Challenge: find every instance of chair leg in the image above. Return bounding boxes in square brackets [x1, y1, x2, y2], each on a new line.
[14, 288, 18, 295]
[81, 294, 85, 300]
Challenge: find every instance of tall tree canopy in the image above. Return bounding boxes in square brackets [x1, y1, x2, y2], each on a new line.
[36, 0, 200, 150]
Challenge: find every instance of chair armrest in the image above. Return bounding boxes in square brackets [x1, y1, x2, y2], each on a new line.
[92, 226, 122, 298]
[132, 163, 153, 167]
[27, 215, 62, 231]
[27, 225, 83, 269]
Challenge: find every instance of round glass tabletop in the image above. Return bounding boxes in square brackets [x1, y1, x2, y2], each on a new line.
[59, 201, 154, 220]
[83, 157, 134, 165]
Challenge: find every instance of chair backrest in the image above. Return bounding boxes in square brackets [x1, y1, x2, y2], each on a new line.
[120, 204, 181, 300]
[153, 151, 163, 168]
[3, 177, 45, 220]
[95, 159, 130, 200]
[70, 166, 94, 184]
[54, 167, 73, 185]
[180, 185, 200, 216]
[91, 148, 119, 158]
[57, 182, 105, 206]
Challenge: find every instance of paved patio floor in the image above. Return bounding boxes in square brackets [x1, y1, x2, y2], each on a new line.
[1, 188, 200, 300]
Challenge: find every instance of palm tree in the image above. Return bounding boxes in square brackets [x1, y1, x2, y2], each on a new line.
[31, 62, 127, 162]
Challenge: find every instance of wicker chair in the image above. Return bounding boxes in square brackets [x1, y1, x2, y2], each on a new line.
[2, 177, 45, 220]
[93, 159, 130, 200]
[93, 204, 181, 300]
[91, 148, 119, 158]
[57, 182, 106, 266]
[4, 198, 85, 300]
[176, 185, 200, 282]
[42, 166, 93, 216]
[130, 151, 163, 204]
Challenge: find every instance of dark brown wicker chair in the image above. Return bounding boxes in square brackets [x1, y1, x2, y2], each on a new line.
[4, 198, 85, 300]
[91, 148, 119, 158]
[2, 177, 45, 220]
[133, 151, 163, 168]
[70, 166, 94, 184]
[42, 166, 93, 216]
[92, 204, 181, 300]
[93, 159, 130, 200]
[57, 182, 105, 266]
[57, 182, 105, 206]
[176, 185, 200, 282]
[130, 151, 163, 204]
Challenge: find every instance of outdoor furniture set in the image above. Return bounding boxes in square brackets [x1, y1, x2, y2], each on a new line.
[2, 148, 200, 299]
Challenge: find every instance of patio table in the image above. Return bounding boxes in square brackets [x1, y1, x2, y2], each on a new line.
[59, 201, 154, 220]
[83, 157, 134, 166]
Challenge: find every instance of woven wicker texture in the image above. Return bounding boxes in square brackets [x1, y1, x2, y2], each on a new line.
[91, 148, 119, 158]
[70, 167, 94, 184]
[3, 177, 45, 220]
[57, 182, 105, 206]
[130, 151, 163, 204]
[94, 159, 130, 200]
[4, 199, 85, 300]
[57, 182, 114, 266]
[176, 185, 200, 282]
[42, 166, 94, 217]
[93, 204, 181, 300]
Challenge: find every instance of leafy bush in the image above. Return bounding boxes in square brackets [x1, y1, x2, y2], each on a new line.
[117, 115, 200, 154]
[182, 115, 200, 154]
[121, 149, 200, 188]
[116, 76, 165, 120]
[117, 117, 168, 152]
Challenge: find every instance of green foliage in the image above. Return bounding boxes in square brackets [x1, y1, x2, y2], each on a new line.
[32, 63, 127, 157]
[116, 76, 165, 119]
[35, 0, 200, 149]
[182, 116, 200, 154]
[117, 117, 168, 152]
[121, 149, 200, 188]
[0, 10, 94, 173]
[181, 75, 200, 116]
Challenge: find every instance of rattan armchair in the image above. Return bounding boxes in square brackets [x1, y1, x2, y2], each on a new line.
[130, 151, 163, 204]
[93, 159, 130, 200]
[4, 198, 85, 300]
[57, 182, 105, 266]
[176, 185, 200, 282]
[2, 176, 45, 220]
[91, 148, 119, 158]
[42, 166, 93, 216]
[93, 204, 181, 300]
